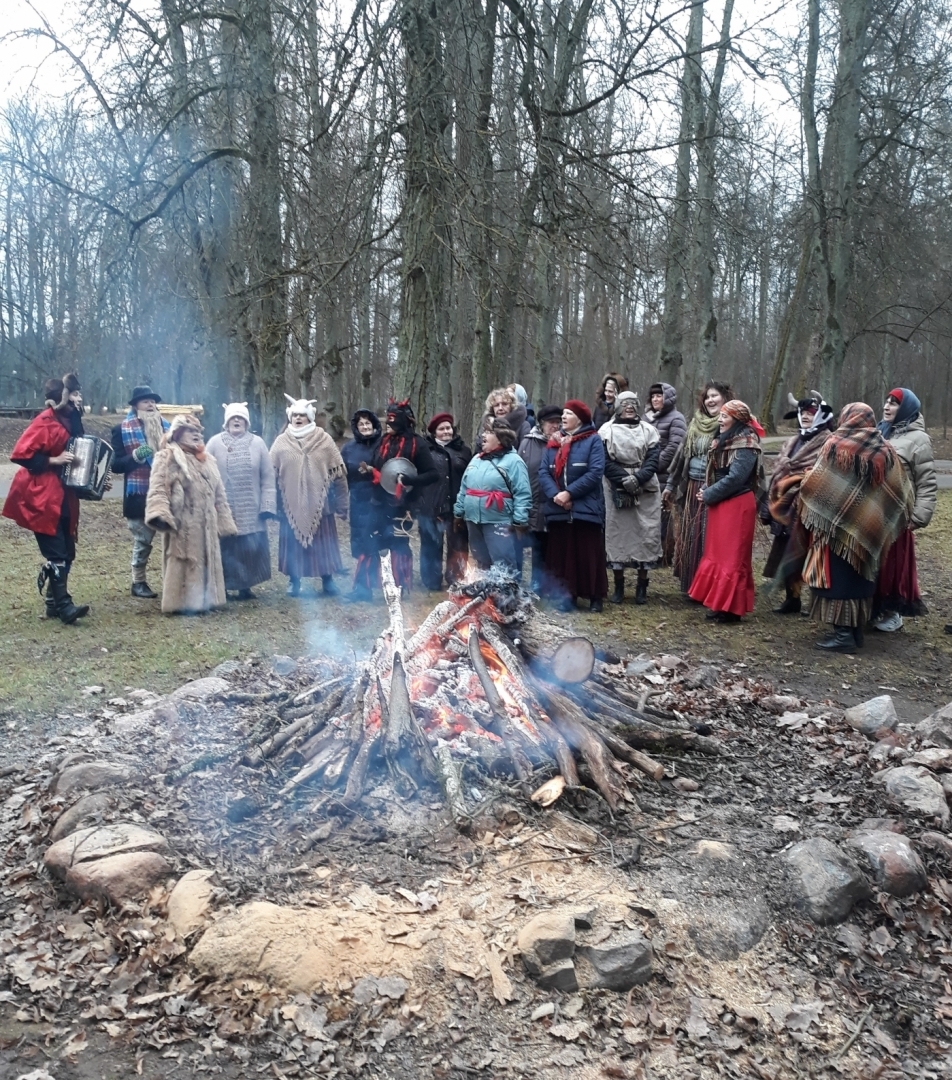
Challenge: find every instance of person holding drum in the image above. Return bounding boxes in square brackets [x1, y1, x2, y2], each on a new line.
[110, 385, 170, 599]
[2, 372, 90, 623]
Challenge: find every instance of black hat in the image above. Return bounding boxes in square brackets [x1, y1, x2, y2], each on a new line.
[129, 385, 162, 407]
[536, 404, 562, 424]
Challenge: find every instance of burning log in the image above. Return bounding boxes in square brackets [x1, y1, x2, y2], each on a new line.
[467, 626, 531, 784]
[382, 657, 439, 794]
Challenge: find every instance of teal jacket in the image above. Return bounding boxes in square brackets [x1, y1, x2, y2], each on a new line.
[453, 448, 532, 526]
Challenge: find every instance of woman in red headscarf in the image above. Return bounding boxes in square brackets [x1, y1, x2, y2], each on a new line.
[688, 399, 765, 623]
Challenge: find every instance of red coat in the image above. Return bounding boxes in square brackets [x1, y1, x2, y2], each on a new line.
[2, 408, 79, 537]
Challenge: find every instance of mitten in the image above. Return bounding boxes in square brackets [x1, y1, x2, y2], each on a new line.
[133, 445, 153, 463]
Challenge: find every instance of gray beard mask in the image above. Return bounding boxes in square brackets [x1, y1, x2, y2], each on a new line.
[138, 408, 165, 451]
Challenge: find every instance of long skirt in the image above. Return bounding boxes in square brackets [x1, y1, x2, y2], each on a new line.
[672, 479, 707, 593]
[875, 528, 926, 616]
[545, 521, 608, 601]
[220, 530, 271, 591]
[688, 492, 756, 616]
[807, 546, 874, 628]
[279, 515, 343, 579]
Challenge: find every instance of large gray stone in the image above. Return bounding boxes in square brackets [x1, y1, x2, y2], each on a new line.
[53, 760, 138, 796]
[687, 896, 770, 960]
[576, 931, 653, 990]
[783, 838, 871, 924]
[844, 696, 898, 737]
[50, 792, 117, 842]
[66, 851, 173, 904]
[904, 747, 952, 771]
[916, 703, 952, 748]
[517, 910, 576, 974]
[170, 677, 230, 701]
[846, 831, 926, 898]
[877, 766, 950, 825]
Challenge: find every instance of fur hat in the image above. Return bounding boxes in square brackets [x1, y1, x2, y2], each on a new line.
[44, 372, 81, 411]
[563, 399, 592, 426]
[168, 413, 204, 443]
[489, 419, 517, 451]
[285, 394, 317, 423]
[614, 391, 641, 418]
[223, 401, 250, 427]
[536, 404, 562, 424]
[427, 412, 454, 435]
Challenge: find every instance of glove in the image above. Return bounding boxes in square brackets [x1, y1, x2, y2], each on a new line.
[133, 445, 153, 463]
[453, 517, 466, 533]
[396, 473, 414, 488]
[622, 476, 640, 495]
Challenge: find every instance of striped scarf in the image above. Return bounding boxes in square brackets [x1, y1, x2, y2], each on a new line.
[799, 403, 913, 580]
[121, 411, 170, 496]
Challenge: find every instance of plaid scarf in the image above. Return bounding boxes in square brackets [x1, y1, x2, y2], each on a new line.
[799, 403, 913, 579]
[121, 410, 170, 496]
[767, 427, 832, 528]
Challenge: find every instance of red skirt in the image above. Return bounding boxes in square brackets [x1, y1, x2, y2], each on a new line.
[875, 528, 926, 616]
[688, 491, 756, 616]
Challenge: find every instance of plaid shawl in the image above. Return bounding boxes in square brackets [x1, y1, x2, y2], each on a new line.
[121, 411, 170, 496]
[767, 426, 832, 528]
[799, 403, 913, 580]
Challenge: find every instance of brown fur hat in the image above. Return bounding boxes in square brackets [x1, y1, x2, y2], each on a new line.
[43, 371, 81, 410]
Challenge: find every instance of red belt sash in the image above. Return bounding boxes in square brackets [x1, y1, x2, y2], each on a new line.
[466, 488, 510, 512]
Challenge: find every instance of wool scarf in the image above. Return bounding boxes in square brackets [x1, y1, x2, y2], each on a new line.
[682, 409, 720, 459]
[270, 426, 345, 547]
[799, 403, 913, 579]
[549, 425, 597, 486]
[121, 410, 170, 496]
[767, 427, 832, 528]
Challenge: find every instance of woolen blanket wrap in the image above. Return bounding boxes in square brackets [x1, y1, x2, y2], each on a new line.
[270, 427, 346, 548]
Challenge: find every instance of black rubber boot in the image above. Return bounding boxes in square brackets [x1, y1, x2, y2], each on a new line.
[321, 575, 340, 597]
[610, 570, 624, 605]
[815, 625, 857, 653]
[48, 563, 89, 624]
[635, 573, 648, 605]
[131, 581, 158, 599]
[590, 598, 603, 613]
[286, 577, 301, 597]
[773, 591, 801, 615]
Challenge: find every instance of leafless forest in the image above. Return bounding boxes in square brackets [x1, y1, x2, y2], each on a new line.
[1, 0, 951, 439]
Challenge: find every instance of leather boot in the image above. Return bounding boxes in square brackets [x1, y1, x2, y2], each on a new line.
[286, 577, 301, 597]
[322, 575, 340, 597]
[635, 574, 648, 605]
[590, 598, 603, 613]
[814, 625, 856, 653]
[131, 581, 158, 599]
[610, 570, 624, 605]
[48, 563, 89, 624]
[773, 591, 801, 615]
[38, 566, 56, 618]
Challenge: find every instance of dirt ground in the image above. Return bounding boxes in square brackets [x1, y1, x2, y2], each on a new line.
[2, 416, 952, 1079]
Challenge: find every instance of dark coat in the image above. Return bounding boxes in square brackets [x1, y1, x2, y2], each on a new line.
[417, 434, 472, 519]
[592, 400, 614, 430]
[539, 426, 606, 526]
[517, 426, 549, 532]
[604, 443, 661, 490]
[341, 411, 382, 558]
[110, 420, 151, 519]
[644, 383, 687, 486]
[371, 429, 438, 523]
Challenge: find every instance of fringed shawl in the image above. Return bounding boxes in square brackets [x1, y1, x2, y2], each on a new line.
[799, 403, 913, 580]
[767, 426, 832, 528]
[270, 426, 346, 547]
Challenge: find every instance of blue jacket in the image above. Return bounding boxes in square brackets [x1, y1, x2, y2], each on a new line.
[454, 449, 532, 526]
[539, 426, 606, 526]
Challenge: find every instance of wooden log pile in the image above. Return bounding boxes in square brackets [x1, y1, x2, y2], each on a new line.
[241, 562, 721, 829]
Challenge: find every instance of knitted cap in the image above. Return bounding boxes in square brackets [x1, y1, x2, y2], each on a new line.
[284, 394, 317, 422]
[223, 401, 250, 427]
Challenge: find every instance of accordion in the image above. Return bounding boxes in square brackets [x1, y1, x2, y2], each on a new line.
[63, 435, 114, 500]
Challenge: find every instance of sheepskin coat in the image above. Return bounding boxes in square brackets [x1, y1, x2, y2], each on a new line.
[145, 443, 238, 613]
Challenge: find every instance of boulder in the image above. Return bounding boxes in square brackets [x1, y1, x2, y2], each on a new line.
[904, 747, 952, 771]
[846, 831, 926, 897]
[517, 910, 577, 975]
[687, 896, 770, 960]
[65, 851, 173, 904]
[210, 660, 243, 678]
[168, 869, 216, 937]
[271, 655, 298, 677]
[45, 822, 171, 879]
[53, 760, 138, 796]
[877, 766, 950, 825]
[844, 696, 898, 737]
[170, 677, 230, 701]
[113, 700, 180, 736]
[576, 931, 653, 990]
[50, 792, 117, 842]
[783, 838, 871, 924]
[915, 703, 952, 748]
[919, 832, 952, 860]
[692, 840, 736, 862]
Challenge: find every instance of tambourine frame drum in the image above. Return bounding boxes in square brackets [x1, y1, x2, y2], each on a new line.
[62, 435, 114, 501]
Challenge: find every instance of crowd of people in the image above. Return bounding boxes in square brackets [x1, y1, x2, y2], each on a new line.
[1, 371, 942, 655]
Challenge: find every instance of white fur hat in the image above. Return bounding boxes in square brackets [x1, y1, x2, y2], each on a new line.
[223, 401, 250, 427]
[285, 394, 317, 422]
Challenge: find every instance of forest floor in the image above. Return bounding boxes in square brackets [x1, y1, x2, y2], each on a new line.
[1, 418, 952, 1079]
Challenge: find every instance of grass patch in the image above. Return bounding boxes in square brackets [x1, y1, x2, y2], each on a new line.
[2, 480, 951, 723]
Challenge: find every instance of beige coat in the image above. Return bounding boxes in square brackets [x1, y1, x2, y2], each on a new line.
[145, 444, 238, 613]
[887, 413, 936, 529]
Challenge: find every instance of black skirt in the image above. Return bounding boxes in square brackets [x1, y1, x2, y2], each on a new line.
[220, 531, 271, 591]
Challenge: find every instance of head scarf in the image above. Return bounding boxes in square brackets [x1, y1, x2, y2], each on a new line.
[799, 403, 912, 579]
[878, 387, 921, 438]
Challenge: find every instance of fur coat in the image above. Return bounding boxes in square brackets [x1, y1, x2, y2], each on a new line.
[145, 443, 238, 613]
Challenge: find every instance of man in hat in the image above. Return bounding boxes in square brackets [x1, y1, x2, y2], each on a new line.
[110, 385, 170, 598]
[2, 372, 90, 623]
